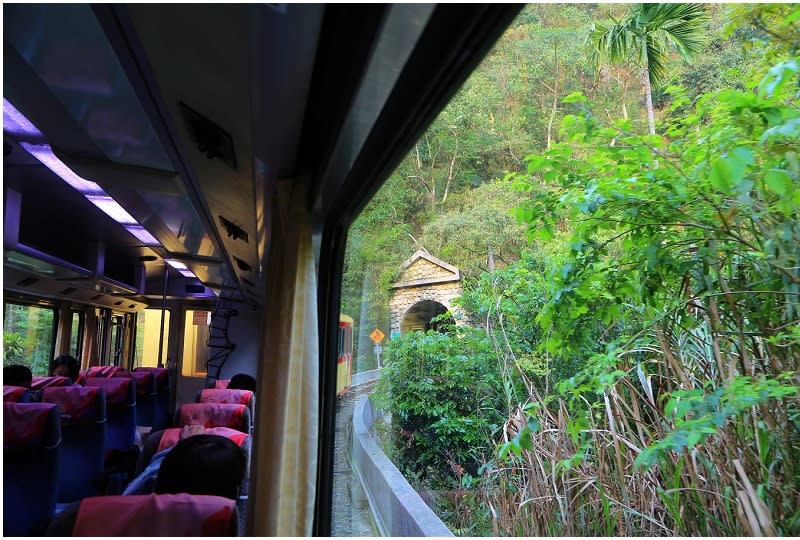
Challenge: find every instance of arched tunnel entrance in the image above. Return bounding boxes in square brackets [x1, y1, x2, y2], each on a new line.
[400, 300, 454, 334]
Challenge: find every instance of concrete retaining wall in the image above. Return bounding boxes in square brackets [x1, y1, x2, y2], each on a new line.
[351, 396, 453, 537]
[352, 368, 381, 386]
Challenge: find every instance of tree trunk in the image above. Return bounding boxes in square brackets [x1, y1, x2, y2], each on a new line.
[546, 43, 560, 149]
[641, 68, 656, 135]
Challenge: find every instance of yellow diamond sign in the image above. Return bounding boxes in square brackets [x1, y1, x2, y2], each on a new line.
[369, 328, 385, 344]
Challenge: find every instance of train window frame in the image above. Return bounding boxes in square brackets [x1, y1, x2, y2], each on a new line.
[315, 6, 525, 534]
[181, 308, 212, 378]
[70, 309, 85, 360]
[2, 298, 58, 376]
[134, 307, 172, 369]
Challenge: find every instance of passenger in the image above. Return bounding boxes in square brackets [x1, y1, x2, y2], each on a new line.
[50, 354, 80, 383]
[4, 364, 32, 387]
[155, 433, 247, 500]
[123, 425, 205, 495]
[44, 430, 246, 535]
[227, 373, 256, 392]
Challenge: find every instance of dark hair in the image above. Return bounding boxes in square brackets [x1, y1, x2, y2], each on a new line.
[4, 364, 33, 388]
[50, 354, 80, 382]
[227, 373, 256, 392]
[155, 434, 246, 500]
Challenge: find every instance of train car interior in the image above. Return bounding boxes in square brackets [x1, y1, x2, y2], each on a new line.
[3, 4, 522, 536]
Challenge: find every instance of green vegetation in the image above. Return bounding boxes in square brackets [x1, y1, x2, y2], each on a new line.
[347, 3, 800, 536]
[3, 303, 55, 375]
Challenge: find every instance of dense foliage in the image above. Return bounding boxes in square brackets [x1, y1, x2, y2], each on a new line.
[355, 3, 800, 536]
[3, 304, 55, 375]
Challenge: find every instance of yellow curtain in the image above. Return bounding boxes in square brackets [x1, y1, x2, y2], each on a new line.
[249, 179, 319, 536]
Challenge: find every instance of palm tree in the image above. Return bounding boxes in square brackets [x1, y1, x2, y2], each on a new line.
[591, 4, 708, 135]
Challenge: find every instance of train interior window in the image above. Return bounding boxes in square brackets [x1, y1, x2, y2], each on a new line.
[134, 308, 171, 369]
[69, 310, 84, 359]
[3, 302, 56, 376]
[181, 310, 210, 378]
[109, 314, 124, 366]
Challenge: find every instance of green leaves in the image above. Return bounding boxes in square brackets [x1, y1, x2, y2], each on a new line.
[764, 169, 793, 197]
[710, 147, 754, 194]
[372, 327, 508, 488]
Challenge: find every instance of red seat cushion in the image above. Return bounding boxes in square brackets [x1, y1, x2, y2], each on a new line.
[85, 366, 128, 378]
[30, 376, 71, 390]
[72, 494, 235, 536]
[134, 367, 168, 386]
[199, 388, 253, 406]
[4, 402, 59, 447]
[42, 386, 105, 424]
[157, 426, 249, 453]
[3, 386, 28, 402]
[178, 403, 246, 430]
[214, 379, 230, 389]
[130, 372, 155, 396]
[84, 378, 134, 407]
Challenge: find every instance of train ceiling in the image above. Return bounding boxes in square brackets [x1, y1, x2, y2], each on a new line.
[4, 4, 521, 311]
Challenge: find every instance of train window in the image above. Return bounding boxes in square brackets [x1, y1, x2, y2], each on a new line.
[69, 310, 84, 359]
[3, 302, 56, 376]
[181, 310, 211, 377]
[134, 308, 171, 368]
[332, 9, 524, 535]
[109, 315, 125, 366]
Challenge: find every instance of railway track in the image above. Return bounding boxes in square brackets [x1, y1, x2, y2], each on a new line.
[332, 379, 378, 536]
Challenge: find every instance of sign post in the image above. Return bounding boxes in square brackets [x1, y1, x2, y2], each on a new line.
[369, 328, 385, 368]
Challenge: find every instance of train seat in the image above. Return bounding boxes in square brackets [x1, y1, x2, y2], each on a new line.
[176, 403, 250, 434]
[3, 402, 62, 536]
[134, 367, 170, 430]
[197, 389, 256, 428]
[69, 493, 238, 536]
[84, 378, 137, 451]
[83, 365, 130, 379]
[31, 375, 71, 389]
[214, 379, 231, 389]
[4, 385, 32, 402]
[41, 386, 107, 502]
[138, 426, 251, 474]
[130, 371, 157, 428]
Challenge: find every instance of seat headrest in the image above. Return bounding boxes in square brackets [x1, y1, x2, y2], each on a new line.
[84, 378, 136, 407]
[85, 366, 130, 378]
[199, 388, 253, 406]
[157, 426, 249, 453]
[72, 493, 235, 536]
[134, 367, 169, 386]
[178, 403, 247, 430]
[3, 402, 61, 448]
[42, 386, 107, 424]
[4, 386, 29, 402]
[130, 371, 156, 396]
[30, 376, 71, 390]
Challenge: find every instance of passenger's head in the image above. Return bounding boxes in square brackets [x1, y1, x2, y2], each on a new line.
[155, 434, 246, 500]
[4, 364, 33, 388]
[50, 354, 80, 382]
[227, 373, 256, 392]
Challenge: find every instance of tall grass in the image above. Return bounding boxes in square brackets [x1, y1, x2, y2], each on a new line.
[475, 305, 799, 536]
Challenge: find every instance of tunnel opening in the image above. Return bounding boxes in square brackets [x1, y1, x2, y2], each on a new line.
[400, 300, 454, 334]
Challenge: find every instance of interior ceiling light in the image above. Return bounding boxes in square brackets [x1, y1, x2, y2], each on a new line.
[164, 258, 197, 279]
[3, 98, 44, 138]
[3, 98, 161, 247]
[125, 226, 160, 246]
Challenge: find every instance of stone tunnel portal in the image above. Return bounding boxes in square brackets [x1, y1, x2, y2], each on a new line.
[400, 300, 454, 334]
[389, 250, 469, 336]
